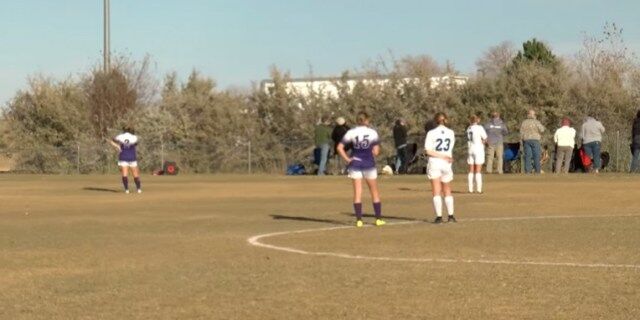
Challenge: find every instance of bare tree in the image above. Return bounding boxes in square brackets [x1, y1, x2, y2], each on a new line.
[475, 41, 516, 77]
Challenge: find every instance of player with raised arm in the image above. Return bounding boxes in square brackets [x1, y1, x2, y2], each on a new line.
[466, 115, 488, 193]
[425, 112, 456, 223]
[109, 127, 142, 194]
[336, 112, 385, 228]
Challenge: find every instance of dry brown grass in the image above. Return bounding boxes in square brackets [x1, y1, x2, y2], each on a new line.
[0, 174, 639, 319]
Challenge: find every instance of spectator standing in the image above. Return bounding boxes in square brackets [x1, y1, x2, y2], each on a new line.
[553, 118, 576, 174]
[314, 114, 332, 176]
[580, 115, 605, 173]
[424, 118, 437, 135]
[331, 117, 350, 174]
[484, 111, 508, 174]
[393, 119, 409, 174]
[630, 110, 640, 172]
[520, 109, 546, 174]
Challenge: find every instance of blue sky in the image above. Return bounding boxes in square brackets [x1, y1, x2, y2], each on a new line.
[1, 0, 639, 105]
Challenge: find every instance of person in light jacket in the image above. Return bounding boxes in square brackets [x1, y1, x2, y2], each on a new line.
[553, 117, 576, 174]
[519, 109, 545, 174]
[580, 115, 605, 173]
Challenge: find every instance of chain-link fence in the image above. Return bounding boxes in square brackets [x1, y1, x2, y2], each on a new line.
[0, 138, 317, 174]
[0, 131, 635, 174]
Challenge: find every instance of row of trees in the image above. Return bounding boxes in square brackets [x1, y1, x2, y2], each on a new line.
[2, 24, 639, 173]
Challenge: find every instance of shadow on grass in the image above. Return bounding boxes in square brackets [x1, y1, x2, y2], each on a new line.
[340, 212, 421, 221]
[83, 187, 120, 193]
[270, 214, 348, 226]
[398, 187, 466, 194]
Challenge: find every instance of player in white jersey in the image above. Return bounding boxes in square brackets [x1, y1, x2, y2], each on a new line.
[466, 115, 488, 193]
[337, 112, 386, 227]
[424, 112, 456, 223]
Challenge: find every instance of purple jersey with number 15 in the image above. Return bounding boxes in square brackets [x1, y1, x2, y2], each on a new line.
[341, 126, 379, 170]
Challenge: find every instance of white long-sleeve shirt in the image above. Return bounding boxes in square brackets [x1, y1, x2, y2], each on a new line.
[554, 126, 576, 147]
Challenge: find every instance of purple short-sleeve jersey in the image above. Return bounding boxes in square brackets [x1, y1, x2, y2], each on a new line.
[341, 126, 379, 170]
[114, 133, 138, 162]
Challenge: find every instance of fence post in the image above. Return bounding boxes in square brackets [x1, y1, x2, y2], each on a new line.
[616, 130, 620, 172]
[160, 139, 165, 169]
[248, 140, 252, 174]
[77, 144, 81, 174]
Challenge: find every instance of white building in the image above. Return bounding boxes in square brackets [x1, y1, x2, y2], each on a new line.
[260, 75, 468, 98]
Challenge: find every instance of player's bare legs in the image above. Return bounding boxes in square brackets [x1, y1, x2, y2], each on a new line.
[131, 166, 142, 193]
[430, 178, 442, 197]
[365, 178, 383, 224]
[365, 178, 380, 202]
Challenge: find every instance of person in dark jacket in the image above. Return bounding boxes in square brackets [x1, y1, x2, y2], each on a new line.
[424, 118, 437, 135]
[393, 119, 409, 174]
[331, 117, 350, 174]
[630, 110, 640, 172]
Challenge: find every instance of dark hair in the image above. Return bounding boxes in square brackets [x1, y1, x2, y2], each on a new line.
[123, 126, 135, 134]
[434, 112, 447, 125]
[469, 114, 480, 124]
[636, 110, 640, 119]
[356, 111, 370, 125]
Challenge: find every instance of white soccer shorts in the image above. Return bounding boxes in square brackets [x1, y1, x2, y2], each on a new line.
[117, 161, 138, 168]
[467, 149, 485, 165]
[427, 161, 453, 183]
[348, 168, 378, 180]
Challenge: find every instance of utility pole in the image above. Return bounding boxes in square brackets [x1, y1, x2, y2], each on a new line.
[103, 0, 111, 72]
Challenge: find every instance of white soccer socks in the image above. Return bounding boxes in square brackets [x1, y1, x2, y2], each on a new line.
[468, 172, 483, 193]
[432, 196, 443, 217]
[444, 196, 454, 216]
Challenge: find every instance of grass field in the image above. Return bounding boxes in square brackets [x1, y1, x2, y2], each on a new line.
[1, 173, 639, 319]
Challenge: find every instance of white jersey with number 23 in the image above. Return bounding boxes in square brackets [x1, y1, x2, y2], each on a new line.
[425, 125, 456, 182]
[425, 125, 456, 160]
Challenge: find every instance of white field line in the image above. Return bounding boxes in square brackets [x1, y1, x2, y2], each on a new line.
[247, 214, 640, 269]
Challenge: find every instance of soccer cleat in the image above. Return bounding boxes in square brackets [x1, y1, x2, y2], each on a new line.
[447, 215, 457, 223]
[375, 219, 386, 226]
[356, 220, 364, 228]
[137, 189, 142, 194]
[433, 216, 443, 224]
[125, 189, 130, 194]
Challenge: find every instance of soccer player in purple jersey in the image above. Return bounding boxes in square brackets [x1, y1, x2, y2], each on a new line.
[109, 127, 142, 194]
[336, 112, 385, 227]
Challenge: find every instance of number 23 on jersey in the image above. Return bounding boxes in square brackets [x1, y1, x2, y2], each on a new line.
[435, 138, 451, 151]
